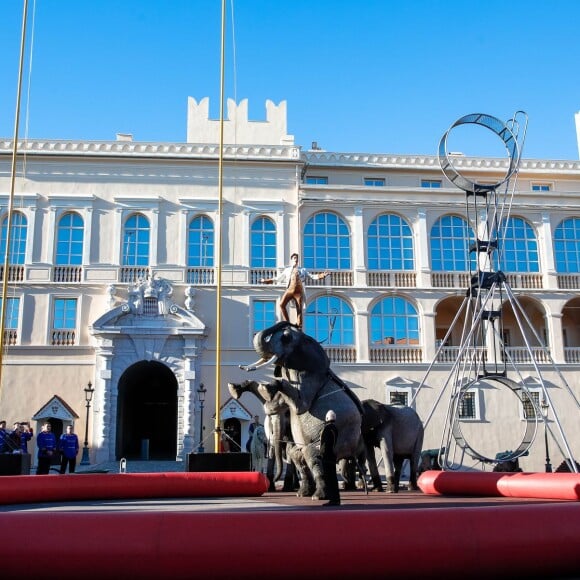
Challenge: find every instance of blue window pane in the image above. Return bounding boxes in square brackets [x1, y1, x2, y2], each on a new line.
[53, 298, 77, 330]
[430, 215, 475, 272]
[123, 214, 150, 266]
[188, 215, 214, 267]
[56, 212, 84, 265]
[497, 217, 539, 273]
[554, 218, 580, 273]
[303, 212, 351, 270]
[251, 217, 277, 268]
[1, 212, 27, 265]
[304, 296, 354, 345]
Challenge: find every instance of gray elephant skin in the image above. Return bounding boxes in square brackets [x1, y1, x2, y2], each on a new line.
[234, 321, 363, 500]
[361, 399, 424, 492]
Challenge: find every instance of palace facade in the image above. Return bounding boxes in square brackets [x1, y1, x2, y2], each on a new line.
[1, 98, 579, 472]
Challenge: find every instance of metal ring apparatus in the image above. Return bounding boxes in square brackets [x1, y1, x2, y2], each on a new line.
[438, 113, 520, 194]
[451, 376, 538, 463]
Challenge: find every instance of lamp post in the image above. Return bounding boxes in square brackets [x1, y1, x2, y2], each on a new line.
[197, 383, 207, 453]
[540, 398, 552, 473]
[80, 381, 94, 466]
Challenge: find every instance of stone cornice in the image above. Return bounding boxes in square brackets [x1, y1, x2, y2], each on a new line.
[0, 139, 301, 162]
[303, 152, 580, 173]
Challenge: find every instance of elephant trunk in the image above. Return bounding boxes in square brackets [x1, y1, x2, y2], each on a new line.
[269, 413, 284, 481]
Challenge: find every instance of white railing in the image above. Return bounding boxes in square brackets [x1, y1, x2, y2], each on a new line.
[431, 272, 470, 288]
[558, 274, 580, 289]
[505, 346, 551, 364]
[250, 268, 279, 285]
[51, 330, 76, 346]
[306, 270, 353, 287]
[504, 273, 543, 289]
[366, 271, 417, 287]
[565, 348, 580, 363]
[186, 267, 215, 285]
[52, 265, 83, 283]
[120, 266, 150, 284]
[435, 346, 487, 364]
[0, 265, 24, 282]
[369, 346, 423, 364]
[325, 346, 357, 363]
[3, 329, 17, 346]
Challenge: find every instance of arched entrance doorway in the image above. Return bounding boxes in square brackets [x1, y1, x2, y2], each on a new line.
[116, 361, 178, 460]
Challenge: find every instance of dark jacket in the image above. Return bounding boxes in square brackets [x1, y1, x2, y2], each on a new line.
[320, 421, 338, 462]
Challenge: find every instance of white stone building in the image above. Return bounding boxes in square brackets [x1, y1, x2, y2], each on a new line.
[0, 98, 579, 472]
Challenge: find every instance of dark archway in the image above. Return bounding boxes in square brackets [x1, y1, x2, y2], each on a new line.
[223, 418, 242, 452]
[116, 361, 178, 460]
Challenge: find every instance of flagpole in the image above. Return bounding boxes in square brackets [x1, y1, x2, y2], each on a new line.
[0, 0, 29, 404]
[214, 0, 226, 453]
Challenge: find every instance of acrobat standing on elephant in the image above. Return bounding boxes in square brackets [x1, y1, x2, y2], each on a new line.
[237, 321, 363, 501]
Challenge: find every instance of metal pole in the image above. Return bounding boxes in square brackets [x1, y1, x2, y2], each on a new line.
[198, 399, 205, 453]
[544, 421, 552, 473]
[80, 399, 91, 465]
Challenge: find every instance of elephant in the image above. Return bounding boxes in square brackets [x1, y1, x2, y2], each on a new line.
[361, 399, 424, 493]
[229, 381, 301, 492]
[236, 321, 364, 500]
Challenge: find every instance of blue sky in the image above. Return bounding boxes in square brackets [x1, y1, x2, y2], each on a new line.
[1, 0, 579, 160]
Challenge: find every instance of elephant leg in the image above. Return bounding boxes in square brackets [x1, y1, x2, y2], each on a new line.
[393, 456, 404, 493]
[380, 437, 397, 493]
[266, 456, 276, 491]
[288, 446, 315, 497]
[365, 443, 384, 491]
[302, 445, 327, 500]
[408, 454, 420, 491]
[340, 458, 357, 491]
[282, 460, 299, 492]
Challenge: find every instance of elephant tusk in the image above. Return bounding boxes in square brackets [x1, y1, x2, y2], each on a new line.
[239, 353, 278, 372]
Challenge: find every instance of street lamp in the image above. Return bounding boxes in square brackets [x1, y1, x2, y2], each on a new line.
[80, 381, 95, 466]
[197, 383, 207, 453]
[540, 398, 552, 473]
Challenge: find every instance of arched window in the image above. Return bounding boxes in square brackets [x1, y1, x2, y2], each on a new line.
[367, 213, 414, 270]
[370, 297, 420, 345]
[251, 216, 276, 268]
[0, 212, 27, 264]
[187, 215, 214, 267]
[554, 217, 580, 273]
[122, 213, 150, 266]
[304, 295, 354, 345]
[430, 215, 475, 272]
[497, 217, 539, 272]
[56, 212, 84, 265]
[303, 212, 351, 269]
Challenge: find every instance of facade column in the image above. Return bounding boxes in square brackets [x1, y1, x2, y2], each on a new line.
[83, 207, 93, 264]
[182, 340, 200, 459]
[352, 206, 366, 286]
[540, 212, 558, 289]
[422, 310, 437, 362]
[547, 310, 565, 364]
[150, 209, 159, 267]
[414, 209, 430, 288]
[275, 210, 286, 268]
[356, 305, 370, 363]
[94, 340, 115, 464]
[179, 210, 188, 266]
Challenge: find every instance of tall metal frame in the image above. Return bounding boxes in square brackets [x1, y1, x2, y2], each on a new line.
[412, 112, 579, 472]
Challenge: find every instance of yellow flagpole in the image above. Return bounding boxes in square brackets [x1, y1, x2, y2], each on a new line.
[214, 0, 227, 453]
[0, 0, 29, 404]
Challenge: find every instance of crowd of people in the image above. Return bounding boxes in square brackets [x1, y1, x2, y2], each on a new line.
[0, 419, 79, 475]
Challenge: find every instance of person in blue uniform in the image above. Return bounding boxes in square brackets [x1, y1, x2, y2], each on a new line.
[59, 425, 80, 474]
[36, 422, 57, 475]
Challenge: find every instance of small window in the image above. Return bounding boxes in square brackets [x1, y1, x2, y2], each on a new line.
[305, 176, 328, 185]
[522, 390, 540, 421]
[458, 391, 476, 419]
[364, 178, 385, 187]
[421, 179, 442, 188]
[531, 183, 551, 192]
[389, 391, 408, 406]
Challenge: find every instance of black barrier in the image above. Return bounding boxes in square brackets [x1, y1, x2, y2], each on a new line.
[187, 452, 252, 472]
[0, 453, 31, 476]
